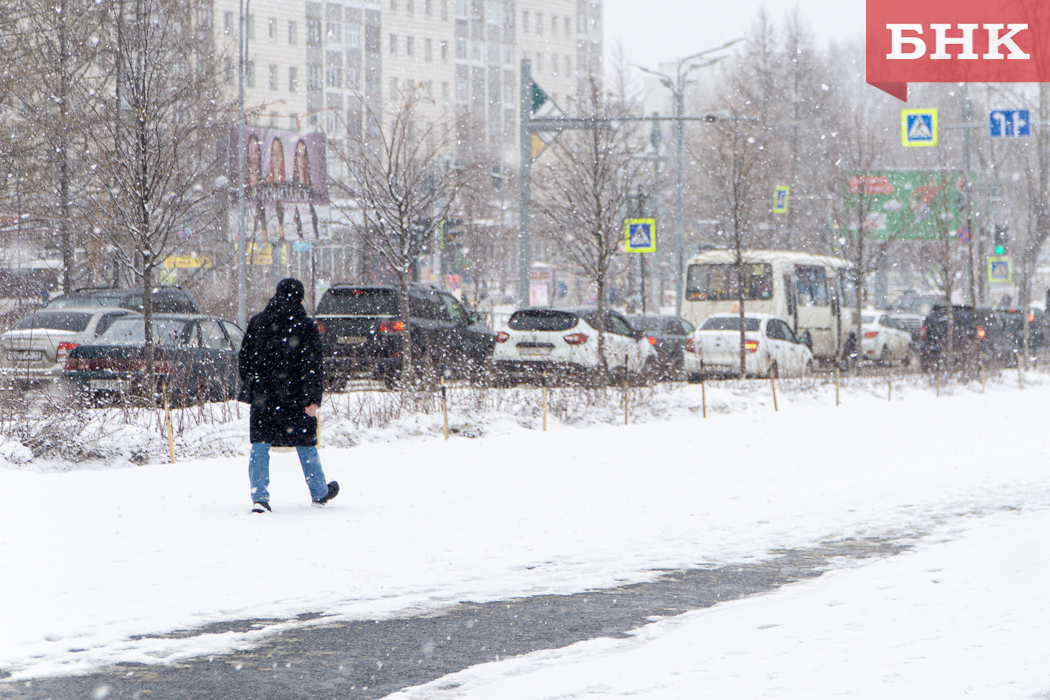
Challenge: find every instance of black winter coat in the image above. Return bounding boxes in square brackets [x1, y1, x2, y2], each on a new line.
[238, 295, 324, 446]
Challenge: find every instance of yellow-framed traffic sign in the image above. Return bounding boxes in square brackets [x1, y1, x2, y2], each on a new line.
[624, 219, 656, 253]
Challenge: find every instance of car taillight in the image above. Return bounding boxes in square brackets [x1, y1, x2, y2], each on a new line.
[863, 331, 878, 339]
[316, 320, 325, 334]
[379, 320, 404, 333]
[496, 331, 509, 343]
[684, 337, 696, 353]
[647, 336, 657, 346]
[1029, 312, 1036, 323]
[919, 324, 927, 340]
[976, 324, 986, 341]
[563, 332, 589, 345]
[56, 342, 78, 360]
[64, 358, 79, 371]
[745, 339, 759, 353]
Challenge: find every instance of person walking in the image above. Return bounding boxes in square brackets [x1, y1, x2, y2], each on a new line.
[238, 278, 338, 513]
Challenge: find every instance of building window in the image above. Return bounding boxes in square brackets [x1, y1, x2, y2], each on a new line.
[327, 65, 342, 88]
[425, 38, 432, 61]
[565, 56, 571, 75]
[552, 14, 558, 36]
[441, 81, 449, 102]
[471, 40, 481, 61]
[307, 63, 322, 89]
[487, 0, 498, 23]
[425, 0, 432, 16]
[288, 20, 297, 44]
[441, 40, 448, 60]
[246, 14, 254, 39]
[268, 17, 277, 40]
[347, 70, 360, 90]
[535, 12, 542, 35]
[407, 0, 414, 14]
[326, 20, 341, 44]
[390, 77, 399, 99]
[521, 9, 528, 32]
[578, 15, 586, 33]
[224, 57, 234, 84]
[245, 61, 255, 87]
[551, 54, 558, 75]
[441, 0, 448, 20]
[564, 16, 570, 35]
[455, 38, 466, 59]
[199, 5, 213, 29]
[425, 80, 433, 99]
[406, 36, 414, 57]
[455, 0, 467, 18]
[269, 64, 278, 89]
[455, 75, 467, 101]
[223, 11, 233, 34]
[307, 19, 322, 46]
[390, 0, 396, 10]
[390, 34, 397, 54]
[347, 22, 361, 47]
[289, 66, 298, 92]
[487, 41, 498, 63]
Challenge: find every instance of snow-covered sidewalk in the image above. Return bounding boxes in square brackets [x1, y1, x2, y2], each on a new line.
[2, 375, 1049, 689]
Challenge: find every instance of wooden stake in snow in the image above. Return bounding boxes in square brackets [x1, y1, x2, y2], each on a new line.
[162, 379, 175, 464]
[623, 354, 629, 426]
[834, 364, 840, 407]
[769, 360, 778, 412]
[441, 375, 449, 440]
[887, 366, 892, 402]
[700, 363, 707, 419]
[1018, 364, 1024, 391]
[542, 369, 547, 432]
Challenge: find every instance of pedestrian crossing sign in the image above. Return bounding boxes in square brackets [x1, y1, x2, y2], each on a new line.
[988, 256, 1012, 283]
[901, 109, 937, 147]
[624, 219, 656, 253]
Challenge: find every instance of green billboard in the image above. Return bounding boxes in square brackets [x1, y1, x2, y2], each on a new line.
[844, 171, 967, 241]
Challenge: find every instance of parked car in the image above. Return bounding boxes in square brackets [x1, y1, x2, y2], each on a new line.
[852, 309, 914, 365]
[492, 307, 657, 384]
[63, 314, 243, 405]
[627, 314, 696, 378]
[890, 291, 946, 318]
[46, 286, 201, 314]
[919, 305, 1015, 371]
[994, 307, 1046, 355]
[314, 284, 497, 386]
[684, 313, 814, 379]
[887, 312, 924, 342]
[0, 307, 139, 389]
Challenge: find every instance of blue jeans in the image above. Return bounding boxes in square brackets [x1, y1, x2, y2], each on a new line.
[248, 443, 328, 503]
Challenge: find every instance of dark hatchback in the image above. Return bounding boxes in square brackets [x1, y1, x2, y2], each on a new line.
[919, 305, 1016, 371]
[315, 284, 497, 386]
[64, 314, 244, 405]
[627, 314, 695, 377]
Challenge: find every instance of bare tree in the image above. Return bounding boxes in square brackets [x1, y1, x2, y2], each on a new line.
[917, 173, 968, 362]
[87, 0, 229, 381]
[697, 110, 765, 375]
[329, 86, 463, 385]
[533, 75, 648, 375]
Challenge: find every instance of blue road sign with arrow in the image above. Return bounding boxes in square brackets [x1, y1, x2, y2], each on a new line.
[990, 110, 1030, 138]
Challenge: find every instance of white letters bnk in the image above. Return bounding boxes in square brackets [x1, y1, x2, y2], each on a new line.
[887, 24, 1030, 60]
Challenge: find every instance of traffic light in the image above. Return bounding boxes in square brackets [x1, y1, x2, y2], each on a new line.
[994, 225, 1008, 256]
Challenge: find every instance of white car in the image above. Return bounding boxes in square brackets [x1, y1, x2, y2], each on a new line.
[493, 307, 657, 382]
[854, 308, 914, 364]
[683, 313, 813, 378]
[0, 307, 139, 388]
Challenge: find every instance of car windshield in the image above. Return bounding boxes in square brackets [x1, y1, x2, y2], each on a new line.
[862, 315, 876, 324]
[317, 288, 399, 315]
[508, 309, 578, 331]
[97, 318, 191, 346]
[700, 316, 761, 331]
[12, 311, 94, 332]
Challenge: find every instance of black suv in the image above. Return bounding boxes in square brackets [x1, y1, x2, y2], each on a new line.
[995, 307, 1046, 355]
[314, 284, 497, 386]
[46, 286, 201, 314]
[919, 305, 1016, 371]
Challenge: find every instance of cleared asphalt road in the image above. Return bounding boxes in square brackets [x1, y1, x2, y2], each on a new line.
[2, 537, 908, 700]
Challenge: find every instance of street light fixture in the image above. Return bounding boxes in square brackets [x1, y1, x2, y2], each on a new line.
[636, 37, 743, 315]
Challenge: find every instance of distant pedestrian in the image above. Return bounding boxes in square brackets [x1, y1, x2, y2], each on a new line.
[238, 277, 338, 513]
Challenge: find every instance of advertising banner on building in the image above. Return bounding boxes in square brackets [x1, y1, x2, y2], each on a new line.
[844, 171, 966, 240]
[229, 128, 329, 241]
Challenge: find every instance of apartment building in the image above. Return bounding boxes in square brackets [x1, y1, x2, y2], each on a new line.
[212, 0, 603, 167]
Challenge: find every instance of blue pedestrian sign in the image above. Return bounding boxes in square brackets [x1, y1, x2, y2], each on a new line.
[624, 219, 656, 253]
[990, 110, 1030, 138]
[988, 256, 1012, 284]
[901, 109, 937, 147]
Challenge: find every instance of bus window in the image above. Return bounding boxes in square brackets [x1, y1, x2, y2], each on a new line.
[686, 263, 773, 301]
[795, 265, 828, 306]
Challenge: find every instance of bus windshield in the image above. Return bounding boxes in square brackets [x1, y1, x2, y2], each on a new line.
[686, 263, 773, 302]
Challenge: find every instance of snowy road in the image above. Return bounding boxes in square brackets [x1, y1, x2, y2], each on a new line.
[2, 374, 1050, 697]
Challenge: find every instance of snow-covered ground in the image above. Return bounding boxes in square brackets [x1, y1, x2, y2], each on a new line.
[2, 372, 1050, 697]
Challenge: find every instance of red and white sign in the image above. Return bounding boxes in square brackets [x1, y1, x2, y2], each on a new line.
[867, 0, 1050, 101]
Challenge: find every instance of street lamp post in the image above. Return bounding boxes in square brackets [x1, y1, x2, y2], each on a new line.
[235, 0, 251, 328]
[637, 38, 742, 315]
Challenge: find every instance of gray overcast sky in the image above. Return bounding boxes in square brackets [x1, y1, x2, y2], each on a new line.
[603, 0, 865, 69]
